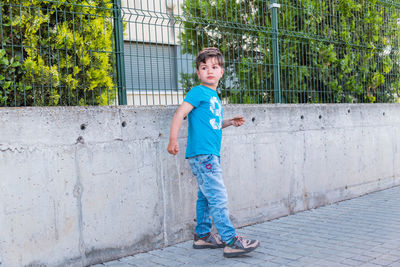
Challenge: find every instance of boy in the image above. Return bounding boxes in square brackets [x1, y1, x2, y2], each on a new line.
[167, 47, 259, 258]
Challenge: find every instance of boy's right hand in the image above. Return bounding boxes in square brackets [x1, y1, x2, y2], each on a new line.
[167, 140, 179, 155]
[167, 101, 193, 156]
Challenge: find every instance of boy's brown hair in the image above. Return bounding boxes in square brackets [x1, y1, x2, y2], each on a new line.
[196, 47, 224, 70]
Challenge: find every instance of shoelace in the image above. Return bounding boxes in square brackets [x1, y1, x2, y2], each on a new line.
[236, 235, 251, 245]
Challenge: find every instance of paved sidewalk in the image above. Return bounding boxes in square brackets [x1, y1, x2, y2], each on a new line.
[93, 186, 400, 267]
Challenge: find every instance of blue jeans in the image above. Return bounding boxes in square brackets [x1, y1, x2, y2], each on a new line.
[188, 154, 236, 242]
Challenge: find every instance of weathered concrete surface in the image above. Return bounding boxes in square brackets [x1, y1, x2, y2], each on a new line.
[0, 104, 399, 266]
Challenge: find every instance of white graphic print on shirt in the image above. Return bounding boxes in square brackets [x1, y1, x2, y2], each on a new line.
[209, 96, 222, 130]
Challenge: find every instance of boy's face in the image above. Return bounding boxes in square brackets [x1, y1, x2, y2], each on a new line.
[196, 57, 224, 90]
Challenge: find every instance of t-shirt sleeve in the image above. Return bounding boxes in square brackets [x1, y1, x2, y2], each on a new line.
[184, 87, 202, 107]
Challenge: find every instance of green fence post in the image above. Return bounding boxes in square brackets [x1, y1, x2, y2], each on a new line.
[270, 0, 281, 103]
[0, 3, 2, 48]
[113, 0, 127, 105]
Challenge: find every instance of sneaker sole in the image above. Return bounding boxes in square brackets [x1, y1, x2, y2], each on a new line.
[193, 244, 225, 249]
[223, 243, 259, 258]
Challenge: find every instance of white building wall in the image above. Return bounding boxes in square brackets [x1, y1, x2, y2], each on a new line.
[122, 0, 182, 44]
[122, 0, 187, 105]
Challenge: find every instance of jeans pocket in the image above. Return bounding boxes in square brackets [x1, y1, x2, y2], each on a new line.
[197, 155, 219, 174]
[189, 154, 213, 175]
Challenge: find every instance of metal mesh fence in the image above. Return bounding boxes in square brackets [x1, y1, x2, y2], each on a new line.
[1, 0, 400, 106]
[122, 0, 400, 105]
[276, 0, 400, 103]
[0, 1, 118, 106]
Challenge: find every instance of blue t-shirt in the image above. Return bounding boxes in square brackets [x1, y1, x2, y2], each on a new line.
[184, 85, 223, 158]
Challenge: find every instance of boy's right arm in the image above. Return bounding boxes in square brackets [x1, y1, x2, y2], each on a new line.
[167, 101, 194, 155]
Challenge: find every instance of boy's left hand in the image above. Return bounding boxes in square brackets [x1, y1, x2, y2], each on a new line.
[231, 116, 245, 127]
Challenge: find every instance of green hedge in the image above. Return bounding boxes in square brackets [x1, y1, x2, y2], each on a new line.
[0, 0, 116, 106]
[178, 0, 400, 104]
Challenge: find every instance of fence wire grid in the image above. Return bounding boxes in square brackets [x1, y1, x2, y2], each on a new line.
[1, 0, 400, 106]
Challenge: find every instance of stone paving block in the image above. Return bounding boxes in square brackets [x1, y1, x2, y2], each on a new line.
[147, 251, 193, 264]
[346, 242, 375, 250]
[370, 258, 395, 266]
[187, 252, 223, 262]
[254, 262, 281, 267]
[371, 245, 393, 254]
[148, 249, 178, 258]
[295, 256, 324, 264]
[324, 262, 351, 267]
[341, 258, 366, 266]
[118, 256, 136, 263]
[173, 248, 221, 260]
[129, 253, 157, 260]
[309, 250, 339, 259]
[102, 261, 135, 266]
[252, 245, 275, 254]
[257, 245, 286, 256]
[357, 263, 384, 267]
[118, 258, 157, 267]
[300, 240, 328, 249]
[237, 228, 258, 235]
[370, 255, 399, 266]
[391, 250, 400, 257]
[350, 254, 375, 263]
[170, 255, 197, 264]
[277, 247, 314, 257]
[329, 242, 358, 251]
[266, 242, 298, 252]
[270, 236, 296, 244]
[313, 259, 348, 267]
[335, 250, 362, 259]
[249, 251, 275, 262]
[368, 234, 394, 242]
[133, 261, 166, 267]
[160, 246, 191, 255]
[378, 254, 400, 262]
[289, 248, 318, 257]
[211, 260, 253, 267]
[320, 254, 348, 263]
[362, 250, 383, 258]
[155, 248, 200, 260]
[286, 261, 310, 267]
[231, 255, 270, 265]
[147, 256, 184, 266]
[212, 256, 248, 264]
[269, 257, 295, 265]
[316, 247, 345, 257]
[173, 241, 192, 249]
[358, 243, 383, 249]
[276, 251, 302, 261]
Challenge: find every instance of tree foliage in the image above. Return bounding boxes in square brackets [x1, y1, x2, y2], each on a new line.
[0, 0, 116, 106]
[178, 0, 400, 103]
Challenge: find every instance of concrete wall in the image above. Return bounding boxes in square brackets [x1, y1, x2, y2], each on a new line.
[1, 104, 400, 267]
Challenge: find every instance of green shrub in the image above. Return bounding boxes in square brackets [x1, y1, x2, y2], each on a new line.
[0, 0, 116, 106]
[178, 0, 400, 104]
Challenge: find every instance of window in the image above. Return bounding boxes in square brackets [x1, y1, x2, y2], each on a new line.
[124, 42, 178, 92]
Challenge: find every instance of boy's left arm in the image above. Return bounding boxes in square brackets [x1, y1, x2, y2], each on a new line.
[222, 116, 245, 129]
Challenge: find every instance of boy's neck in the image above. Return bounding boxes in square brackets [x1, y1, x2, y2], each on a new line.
[200, 83, 217, 91]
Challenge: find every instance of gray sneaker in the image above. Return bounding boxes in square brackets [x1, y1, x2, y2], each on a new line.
[223, 236, 260, 257]
[193, 232, 225, 249]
